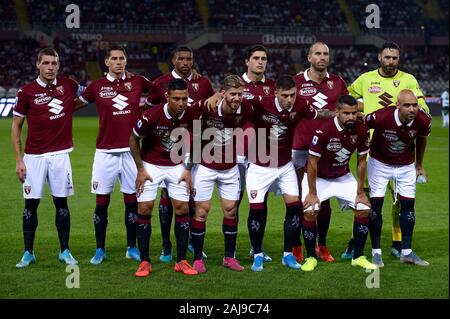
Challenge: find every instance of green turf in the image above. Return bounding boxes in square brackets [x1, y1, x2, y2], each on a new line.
[0, 117, 448, 299]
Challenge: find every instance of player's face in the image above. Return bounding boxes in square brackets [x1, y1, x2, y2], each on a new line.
[337, 104, 358, 130]
[223, 87, 244, 114]
[167, 89, 189, 117]
[37, 55, 59, 82]
[276, 87, 296, 110]
[308, 43, 329, 72]
[246, 51, 267, 76]
[172, 51, 193, 77]
[397, 94, 419, 122]
[105, 50, 127, 75]
[378, 48, 399, 75]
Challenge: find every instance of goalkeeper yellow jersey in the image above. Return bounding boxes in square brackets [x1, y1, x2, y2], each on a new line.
[348, 68, 429, 114]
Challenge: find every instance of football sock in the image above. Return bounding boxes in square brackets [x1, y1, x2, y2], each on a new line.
[284, 202, 301, 252]
[123, 193, 137, 248]
[369, 197, 384, 250]
[399, 197, 415, 250]
[159, 195, 173, 252]
[353, 216, 369, 259]
[302, 218, 317, 258]
[317, 199, 332, 246]
[174, 213, 190, 262]
[94, 194, 110, 249]
[23, 199, 40, 253]
[136, 214, 151, 262]
[191, 219, 205, 260]
[53, 196, 71, 251]
[248, 203, 265, 254]
[223, 217, 238, 258]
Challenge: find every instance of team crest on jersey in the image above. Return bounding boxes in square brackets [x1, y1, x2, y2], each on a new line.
[24, 185, 31, 195]
[289, 112, 297, 121]
[93, 181, 98, 190]
[409, 130, 417, 138]
[263, 86, 270, 95]
[250, 190, 258, 199]
[234, 115, 243, 125]
[56, 86, 64, 95]
[192, 83, 199, 92]
[393, 80, 400, 87]
[327, 81, 334, 90]
[350, 135, 358, 145]
[124, 82, 132, 91]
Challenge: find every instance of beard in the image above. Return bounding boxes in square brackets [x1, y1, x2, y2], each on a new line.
[344, 121, 355, 130]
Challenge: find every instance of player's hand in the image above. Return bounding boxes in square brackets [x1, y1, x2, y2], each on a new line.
[191, 68, 200, 80]
[416, 165, 427, 180]
[178, 169, 192, 195]
[136, 168, 152, 196]
[206, 92, 223, 112]
[355, 191, 370, 209]
[303, 193, 320, 215]
[16, 159, 26, 183]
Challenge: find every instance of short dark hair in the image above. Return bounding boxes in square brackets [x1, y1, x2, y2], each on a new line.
[37, 48, 59, 63]
[172, 46, 193, 59]
[245, 45, 267, 60]
[379, 41, 400, 54]
[106, 45, 127, 58]
[337, 94, 358, 109]
[275, 75, 296, 91]
[167, 78, 188, 94]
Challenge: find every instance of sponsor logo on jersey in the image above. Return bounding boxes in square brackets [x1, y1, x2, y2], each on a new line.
[382, 131, 399, 142]
[393, 80, 400, 87]
[112, 94, 129, 111]
[100, 90, 118, 98]
[48, 98, 64, 115]
[299, 87, 317, 96]
[378, 92, 394, 107]
[243, 92, 255, 100]
[192, 83, 199, 92]
[334, 147, 351, 163]
[34, 96, 52, 105]
[263, 86, 270, 95]
[312, 92, 328, 109]
[326, 141, 342, 152]
[262, 113, 281, 125]
[327, 80, 334, 90]
[369, 86, 382, 94]
[124, 82, 132, 91]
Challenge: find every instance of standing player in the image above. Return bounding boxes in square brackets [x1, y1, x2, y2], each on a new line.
[77, 45, 153, 264]
[344, 41, 430, 260]
[365, 89, 431, 267]
[130, 79, 199, 277]
[245, 75, 320, 272]
[12, 48, 80, 268]
[291, 41, 348, 263]
[190, 75, 253, 273]
[441, 89, 449, 128]
[301, 95, 376, 271]
[146, 46, 214, 262]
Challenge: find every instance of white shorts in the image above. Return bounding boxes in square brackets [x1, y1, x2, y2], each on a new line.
[91, 150, 137, 195]
[292, 149, 309, 169]
[368, 157, 416, 199]
[246, 161, 298, 203]
[301, 172, 370, 211]
[22, 152, 74, 199]
[138, 162, 189, 202]
[192, 164, 241, 201]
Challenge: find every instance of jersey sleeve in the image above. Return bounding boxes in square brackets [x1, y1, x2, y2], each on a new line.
[418, 110, 432, 137]
[364, 109, 379, 129]
[203, 77, 215, 99]
[146, 81, 163, 107]
[357, 126, 370, 156]
[140, 76, 154, 94]
[348, 75, 364, 99]
[301, 101, 317, 120]
[133, 110, 154, 138]
[13, 88, 28, 117]
[79, 81, 95, 104]
[339, 77, 349, 95]
[408, 75, 429, 113]
[309, 127, 326, 158]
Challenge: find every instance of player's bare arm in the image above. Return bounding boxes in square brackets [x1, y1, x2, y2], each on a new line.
[355, 153, 370, 207]
[316, 109, 335, 119]
[415, 135, 428, 179]
[11, 116, 26, 183]
[74, 98, 88, 111]
[303, 155, 321, 213]
[129, 134, 152, 195]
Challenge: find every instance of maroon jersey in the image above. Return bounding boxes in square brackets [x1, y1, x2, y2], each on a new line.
[365, 106, 432, 165]
[133, 103, 200, 166]
[249, 96, 317, 167]
[13, 76, 79, 155]
[309, 117, 370, 179]
[191, 99, 254, 170]
[80, 73, 153, 151]
[146, 70, 214, 106]
[239, 73, 276, 157]
[293, 70, 348, 150]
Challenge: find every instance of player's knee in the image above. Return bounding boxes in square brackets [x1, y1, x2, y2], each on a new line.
[303, 212, 317, 222]
[138, 201, 154, 215]
[172, 201, 189, 214]
[194, 206, 209, 222]
[355, 209, 370, 218]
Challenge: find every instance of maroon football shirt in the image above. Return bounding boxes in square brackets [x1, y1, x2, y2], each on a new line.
[191, 98, 254, 170]
[133, 103, 200, 166]
[293, 70, 348, 150]
[80, 73, 153, 151]
[309, 117, 370, 179]
[13, 76, 79, 155]
[365, 106, 431, 165]
[248, 96, 317, 167]
[146, 70, 214, 106]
